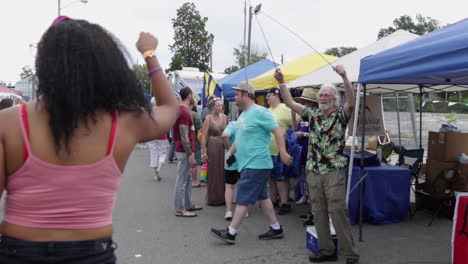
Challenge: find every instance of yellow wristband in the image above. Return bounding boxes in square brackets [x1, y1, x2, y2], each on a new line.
[143, 50, 156, 59]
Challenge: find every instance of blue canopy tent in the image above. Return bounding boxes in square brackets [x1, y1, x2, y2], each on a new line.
[359, 18, 468, 93]
[358, 17, 468, 148]
[350, 18, 468, 240]
[218, 59, 278, 100]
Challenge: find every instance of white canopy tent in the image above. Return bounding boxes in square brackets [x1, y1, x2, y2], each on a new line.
[287, 30, 419, 91]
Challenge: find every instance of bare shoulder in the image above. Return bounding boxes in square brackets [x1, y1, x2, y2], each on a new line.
[0, 105, 21, 134]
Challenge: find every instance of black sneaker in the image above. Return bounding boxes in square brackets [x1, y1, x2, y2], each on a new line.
[309, 252, 337, 262]
[303, 216, 315, 227]
[299, 212, 312, 221]
[272, 201, 279, 208]
[258, 226, 284, 240]
[210, 228, 236, 244]
[278, 204, 291, 215]
[346, 258, 359, 264]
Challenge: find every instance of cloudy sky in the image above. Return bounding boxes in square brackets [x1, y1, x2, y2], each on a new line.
[0, 0, 467, 85]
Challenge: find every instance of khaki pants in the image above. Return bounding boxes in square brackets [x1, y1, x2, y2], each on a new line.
[309, 169, 359, 259]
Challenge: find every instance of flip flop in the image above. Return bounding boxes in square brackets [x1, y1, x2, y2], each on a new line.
[175, 211, 197, 217]
[192, 183, 202, 188]
[188, 205, 203, 211]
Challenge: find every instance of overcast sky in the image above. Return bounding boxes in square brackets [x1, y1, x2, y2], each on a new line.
[1, 0, 467, 84]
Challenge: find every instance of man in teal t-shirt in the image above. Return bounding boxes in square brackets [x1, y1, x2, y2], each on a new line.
[210, 81, 292, 244]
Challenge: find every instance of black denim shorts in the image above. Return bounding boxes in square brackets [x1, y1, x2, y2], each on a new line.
[0, 235, 117, 264]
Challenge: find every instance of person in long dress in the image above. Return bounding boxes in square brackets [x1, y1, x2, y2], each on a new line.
[201, 98, 228, 205]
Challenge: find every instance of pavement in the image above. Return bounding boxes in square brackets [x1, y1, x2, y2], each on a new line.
[111, 148, 453, 264]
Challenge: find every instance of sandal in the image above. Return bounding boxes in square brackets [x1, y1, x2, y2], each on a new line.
[175, 211, 197, 217]
[192, 183, 203, 188]
[188, 205, 203, 211]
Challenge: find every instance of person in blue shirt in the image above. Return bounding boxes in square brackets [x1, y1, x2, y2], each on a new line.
[210, 81, 292, 244]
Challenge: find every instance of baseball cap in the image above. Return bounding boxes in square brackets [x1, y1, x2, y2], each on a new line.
[268, 87, 280, 96]
[232, 81, 255, 94]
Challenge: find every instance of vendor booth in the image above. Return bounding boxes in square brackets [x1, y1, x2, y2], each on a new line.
[356, 18, 468, 243]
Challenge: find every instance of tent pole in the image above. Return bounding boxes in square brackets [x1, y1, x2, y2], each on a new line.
[419, 86, 423, 149]
[359, 84, 367, 242]
[408, 93, 419, 148]
[346, 83, 362, 206]
[396, 92, 402, 146]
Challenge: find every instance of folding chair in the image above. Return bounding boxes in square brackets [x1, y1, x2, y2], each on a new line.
[414, 168, 458, 226]
[394, 146, 425, 192]
[392, 146, 424, 216]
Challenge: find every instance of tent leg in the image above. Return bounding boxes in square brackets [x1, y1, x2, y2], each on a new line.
[346, 84, 362, 206]
[396, 92, 402, 146]
[408, 93, 419, 148]
[359, 85, 367, 242]
[419, 86, 423, 149]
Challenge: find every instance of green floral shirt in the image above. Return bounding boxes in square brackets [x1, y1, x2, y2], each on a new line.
[301, 107, 348, 174]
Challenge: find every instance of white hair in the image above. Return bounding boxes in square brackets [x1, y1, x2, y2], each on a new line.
[319, 83, 340, 108]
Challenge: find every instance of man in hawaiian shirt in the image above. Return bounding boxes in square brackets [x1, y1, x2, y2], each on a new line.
[275, 65, 359, 264]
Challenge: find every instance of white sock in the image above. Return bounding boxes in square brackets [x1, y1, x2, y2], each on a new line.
[270, 223, 281, 230]
[228, 226, 237, 235]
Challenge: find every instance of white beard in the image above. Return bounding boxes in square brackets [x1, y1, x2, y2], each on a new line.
[319, 103, 332, 111]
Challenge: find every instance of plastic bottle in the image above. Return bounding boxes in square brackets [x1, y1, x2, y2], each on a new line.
[376, 147, 382, 162]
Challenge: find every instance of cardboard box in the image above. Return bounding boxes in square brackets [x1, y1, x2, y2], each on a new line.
[428, 132, 468, 162]
[425, 160, 458, 190]
[306, 226, 338, 255]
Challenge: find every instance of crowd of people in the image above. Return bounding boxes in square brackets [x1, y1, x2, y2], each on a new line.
[0, 17, 361, 264]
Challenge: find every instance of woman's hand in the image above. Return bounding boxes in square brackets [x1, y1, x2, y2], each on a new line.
[136, 32, 158, 54]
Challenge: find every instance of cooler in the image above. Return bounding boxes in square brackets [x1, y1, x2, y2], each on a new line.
[306, 225, 338, 255]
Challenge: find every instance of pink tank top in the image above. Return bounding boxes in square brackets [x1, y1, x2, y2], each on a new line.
[3, 105, 122, 229]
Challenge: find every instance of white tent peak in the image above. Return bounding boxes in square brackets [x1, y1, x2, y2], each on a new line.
[287, 30, 419, 90]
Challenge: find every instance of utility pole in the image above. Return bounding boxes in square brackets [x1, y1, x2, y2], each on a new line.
[246, 4, 262, 67]
[58, 0, 61, 16]
[243, 0, 247, 49]
[246, 5, 253, 67]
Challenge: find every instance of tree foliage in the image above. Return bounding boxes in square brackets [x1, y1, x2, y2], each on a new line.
[378, 14, 441, 39]
[324, 47, 357, 57]
[132, 64, 151, 94]
[233, 44, 268, 68]
[20, 65, 34, 79]
[168, 2, 214, 72]
[224, 65, 240, 74]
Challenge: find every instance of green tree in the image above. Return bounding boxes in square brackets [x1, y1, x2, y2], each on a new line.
[20, 65, 34, 79]
[378, 14, 441, 39]
[324, 47, 357, 57]
[233, 44, 267, 68]
[224, 65, 240, 74]
[132, 64, 151, 94]
[0, 81, 7, 87]
[168, 2, 214, 72]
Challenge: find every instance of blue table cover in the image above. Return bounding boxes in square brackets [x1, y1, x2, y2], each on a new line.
[346, 164, 411, 225]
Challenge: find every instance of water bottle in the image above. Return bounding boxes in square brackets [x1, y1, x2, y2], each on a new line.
[200, 163, 208, 182]
[376, 147, 382, 162]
